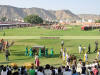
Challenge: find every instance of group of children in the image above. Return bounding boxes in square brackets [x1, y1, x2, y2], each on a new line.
[25, 47, 34, 57]
[25, 46, 54, 57]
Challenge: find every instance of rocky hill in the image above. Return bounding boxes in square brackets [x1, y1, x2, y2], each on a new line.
[79, 14, 100, 20]
[0, 5, 100, 21]
[0, 5, 80, 21]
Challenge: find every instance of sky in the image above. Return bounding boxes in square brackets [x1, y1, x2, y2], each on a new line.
[0, 0, 100, 14]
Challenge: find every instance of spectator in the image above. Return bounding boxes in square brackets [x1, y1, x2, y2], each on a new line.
[1, 67, 7, 75]
[81, 62, 86, 75]
[57, 67, 63, 75]
[20, 66, 27, 75]
[7, 69, 12, 75]
[37, 66, 44, 75]
[0, 65, 4, 75]
[87, 67, 92, 75]
[29, 66, 35, 75]
[76, 59, 82, 75]
[50, 66, 55, 75]
[72, 69, 78, 75]
[90, 71, 94, 75]
[61, 66, 65, 73]
[54, 67, 58, 74]
[7, 66, 12, 75]
[44, 64, 52, 75]
[63, 66, 72, 75]
[72, 57, 77, 69]
[93, 65, 99, 75]
[12, 66, 19, 75]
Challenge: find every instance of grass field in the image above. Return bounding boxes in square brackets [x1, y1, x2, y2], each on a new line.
[0, 26, 100, 66]
[0, 26, 100, 36]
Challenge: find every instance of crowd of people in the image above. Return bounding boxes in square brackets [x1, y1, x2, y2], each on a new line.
[0, 58, 100, 75]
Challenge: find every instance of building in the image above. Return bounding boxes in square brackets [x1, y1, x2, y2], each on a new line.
[0, 22, 32, 30]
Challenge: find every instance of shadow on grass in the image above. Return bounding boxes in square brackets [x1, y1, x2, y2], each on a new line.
[73, 51, 95, 55]
[11, 51, 25, 56]
[12, 57, 32, 61]
[41, 54, 60, 58]
[67, 45, 74, 47]
[42, 63, 61, 67]
[0, 61, 12, 64]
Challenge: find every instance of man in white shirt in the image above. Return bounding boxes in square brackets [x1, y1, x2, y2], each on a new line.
[76, 59, 82, 74]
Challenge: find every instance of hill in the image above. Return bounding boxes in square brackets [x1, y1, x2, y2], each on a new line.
[79, 14, 100, 20]
[0, 5, 80, 21]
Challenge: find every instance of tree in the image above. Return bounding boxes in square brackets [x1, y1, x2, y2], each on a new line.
[95, 20, 100, 23]
[24, 15, 43, 24]
[1, 17, 7, 22]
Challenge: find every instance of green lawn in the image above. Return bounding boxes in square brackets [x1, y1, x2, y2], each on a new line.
[0, 39, 100, 66]
[0, 26, 100, 66]
[0, 26, 100, 36]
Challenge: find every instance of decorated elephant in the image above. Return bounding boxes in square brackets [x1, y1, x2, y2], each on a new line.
[0, 39, 14, 52]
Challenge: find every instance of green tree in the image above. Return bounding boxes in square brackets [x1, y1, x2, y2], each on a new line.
[1, 17, 7, 22]
[95, 20, 100, 23]
[24, 15, 43, 24]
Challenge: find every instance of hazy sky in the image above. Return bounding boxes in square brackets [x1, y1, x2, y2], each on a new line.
[0, 0, 100, 14]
